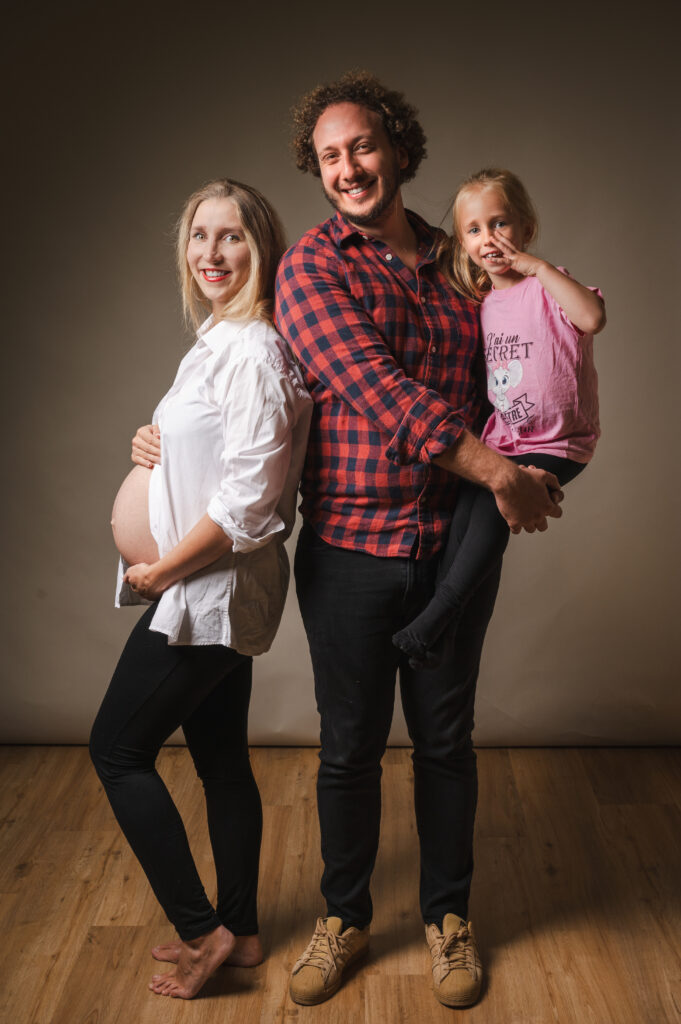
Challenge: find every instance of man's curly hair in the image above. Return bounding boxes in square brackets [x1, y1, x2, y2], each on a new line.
[291, 70, 427, 183]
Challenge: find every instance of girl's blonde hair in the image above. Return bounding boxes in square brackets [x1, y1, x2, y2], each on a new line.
[177, 178, 286, 328]
[440, 168, 538, 303]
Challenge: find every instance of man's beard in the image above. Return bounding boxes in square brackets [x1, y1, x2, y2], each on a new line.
[323, 160, 401, 227]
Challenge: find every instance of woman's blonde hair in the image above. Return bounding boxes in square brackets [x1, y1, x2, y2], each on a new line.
[177, 178, 286, 328]
[441, 168, 538, 303]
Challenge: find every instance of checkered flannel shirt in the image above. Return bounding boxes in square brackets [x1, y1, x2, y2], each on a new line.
[275, 210, 482, 559]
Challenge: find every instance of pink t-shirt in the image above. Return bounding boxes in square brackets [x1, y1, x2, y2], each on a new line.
[480, 269, 601, 463]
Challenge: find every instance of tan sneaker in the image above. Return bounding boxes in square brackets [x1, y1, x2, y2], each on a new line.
[289, 916, 369, 1005]
[425, 912, 482, 1007]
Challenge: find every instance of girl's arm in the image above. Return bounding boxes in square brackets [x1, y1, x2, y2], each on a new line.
[492, 232, 606, 335]
[124, 515, 232, 600]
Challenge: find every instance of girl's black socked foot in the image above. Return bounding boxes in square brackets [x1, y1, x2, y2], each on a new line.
[393, 629, 440, 670]
[392, 627, 426, 660]
[393, 626, 458, 671]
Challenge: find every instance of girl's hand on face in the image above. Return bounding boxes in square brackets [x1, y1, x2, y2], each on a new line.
[132, 424, 161, 468]
[491, 232, 545, 278]
[123, 562, 167, 600]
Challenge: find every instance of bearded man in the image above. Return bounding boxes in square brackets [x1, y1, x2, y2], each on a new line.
[275, 71, 562, 1009]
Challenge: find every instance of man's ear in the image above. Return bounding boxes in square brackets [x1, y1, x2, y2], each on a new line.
[397, 146, 409, 171]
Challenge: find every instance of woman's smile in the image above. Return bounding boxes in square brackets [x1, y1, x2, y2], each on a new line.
[200, 268, 232, 283]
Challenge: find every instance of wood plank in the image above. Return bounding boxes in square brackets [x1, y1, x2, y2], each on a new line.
[476, 748, 528, 839]
[473, 836, 558, 1023]
[580, 748, 679, 806]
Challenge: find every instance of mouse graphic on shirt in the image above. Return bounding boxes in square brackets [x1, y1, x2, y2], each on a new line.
[488, 360, 523, 411]
[487, 358, 535, 431]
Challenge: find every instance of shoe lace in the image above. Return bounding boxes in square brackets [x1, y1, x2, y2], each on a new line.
[432, 923, 471, 977]
[298, 920, 348, 973]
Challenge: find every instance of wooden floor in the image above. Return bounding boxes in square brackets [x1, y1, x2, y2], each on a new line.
[1, 747, 680, 1024]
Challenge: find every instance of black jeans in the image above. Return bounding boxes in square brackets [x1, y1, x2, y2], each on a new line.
[294, 523, 501, 929]
[89, 604, 262, 941]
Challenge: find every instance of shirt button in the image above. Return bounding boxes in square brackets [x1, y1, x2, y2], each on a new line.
[385, 253, 393, 261]
[430, 345, 438, 353]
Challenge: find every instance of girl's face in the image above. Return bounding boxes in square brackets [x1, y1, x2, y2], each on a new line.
[186, 198, 251, 316]
[456, 186, 527, 287]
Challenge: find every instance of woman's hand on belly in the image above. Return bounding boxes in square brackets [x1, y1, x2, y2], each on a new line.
[132, 423, 161, 468]
[123, 561, 168, 601]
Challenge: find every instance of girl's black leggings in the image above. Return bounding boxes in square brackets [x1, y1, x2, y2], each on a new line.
[89, 603, 261, 941]
[396, 453, 585, 659]
[439, 452, 585, 602]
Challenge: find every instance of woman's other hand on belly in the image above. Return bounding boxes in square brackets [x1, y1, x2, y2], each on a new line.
[132, 424, 161, 468]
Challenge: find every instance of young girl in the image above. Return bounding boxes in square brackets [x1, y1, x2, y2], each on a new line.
[393, 168, 605, 668]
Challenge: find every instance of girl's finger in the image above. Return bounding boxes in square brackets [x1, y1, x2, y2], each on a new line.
[492, 231, 516, 253]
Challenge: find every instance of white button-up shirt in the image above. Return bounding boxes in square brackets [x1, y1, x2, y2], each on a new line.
[116, 316, 312, 653]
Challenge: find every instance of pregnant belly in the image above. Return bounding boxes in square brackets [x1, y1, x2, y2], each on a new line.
[111, 466, 160, 566]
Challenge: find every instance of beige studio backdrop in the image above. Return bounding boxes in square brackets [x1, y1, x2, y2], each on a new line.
[1, 1, 678, 745]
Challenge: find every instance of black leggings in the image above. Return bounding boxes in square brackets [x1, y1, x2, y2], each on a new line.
[393, 454, 585, 666]
[89, 603, 262, 941]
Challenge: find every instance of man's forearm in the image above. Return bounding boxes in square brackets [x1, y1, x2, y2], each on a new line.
[434, 430, 516, 492]
[434, 431, 563, 534]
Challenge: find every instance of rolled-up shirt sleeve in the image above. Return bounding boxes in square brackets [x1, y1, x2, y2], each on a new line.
[207, 353, 297, 553]
[276, 244, 473, 465]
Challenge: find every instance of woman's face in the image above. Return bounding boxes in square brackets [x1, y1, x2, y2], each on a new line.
[187, 198, 251, 315]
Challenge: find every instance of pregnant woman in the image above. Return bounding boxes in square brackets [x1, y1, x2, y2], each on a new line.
[91, 179, 311, 1000]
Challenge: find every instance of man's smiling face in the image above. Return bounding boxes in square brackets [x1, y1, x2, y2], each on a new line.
[312, 102, 406, 228]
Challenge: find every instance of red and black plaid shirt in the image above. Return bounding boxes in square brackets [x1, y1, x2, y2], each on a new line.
[275, 210, 482, 560]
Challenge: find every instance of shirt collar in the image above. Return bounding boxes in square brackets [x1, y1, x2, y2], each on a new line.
[197, 314, 215, 339]
[329, 209, 442, 264]
[196, 314, 243, 354]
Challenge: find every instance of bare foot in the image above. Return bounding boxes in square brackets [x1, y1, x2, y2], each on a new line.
[148, 924, 235, 999]
[151, 940, 182, 964]
[151, 933, 263, 968]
